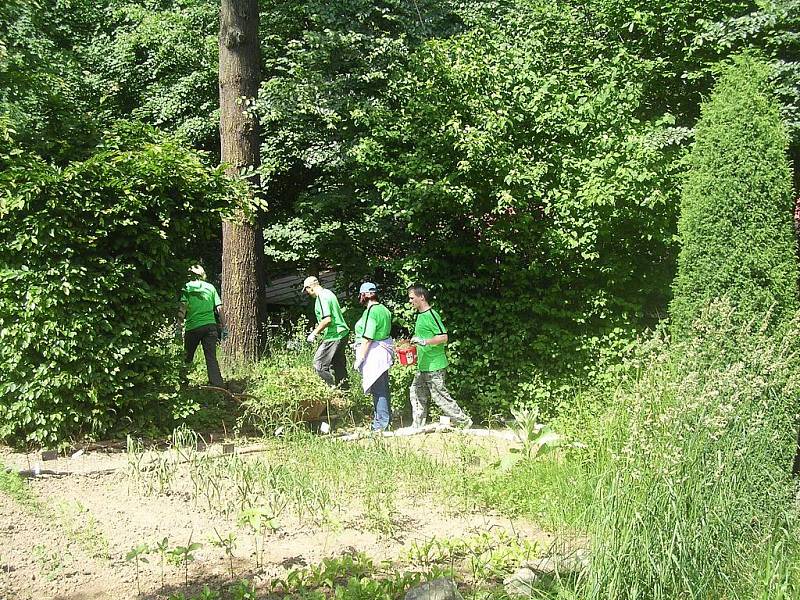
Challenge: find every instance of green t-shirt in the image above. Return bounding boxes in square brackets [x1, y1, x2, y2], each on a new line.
[315, 288, 350, 341]
[180, 280, 222, 332]
[360, 303, 392, 341]
[354, 315, 366, 343]
[414, 308, 448, 372]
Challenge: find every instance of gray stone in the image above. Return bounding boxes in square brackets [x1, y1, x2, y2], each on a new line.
[503, 567, 541, 597]
[521, 548, 590, 576]
[404, 578, 463, 600]
[504, 549, 590, 597]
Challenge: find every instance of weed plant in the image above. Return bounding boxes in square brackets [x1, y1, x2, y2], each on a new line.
[407, 531, 539, 582]
[0, 462, 39, 508]
[55, 500, 110, 559]
[583, 303, 800, 599]
[159, 533, 543, 600]
[227, 323, 357, 434]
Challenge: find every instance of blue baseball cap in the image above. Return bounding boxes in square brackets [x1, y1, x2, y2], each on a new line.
[359, 282, 377, 294]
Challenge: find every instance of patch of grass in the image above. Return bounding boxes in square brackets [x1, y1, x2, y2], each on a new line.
[55, 500, 111, 559]
[32, 543, 68, 581]
[126, 416, 594, 537]
[0, 463, 38, 508]
[582, 304, 800, 600]
[474, 453, 592, 531]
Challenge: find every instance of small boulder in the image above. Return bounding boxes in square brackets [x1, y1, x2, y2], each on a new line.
[404, 578, 463, 600]
[522, 548, 589, 576]
[504, 549, 590, 597]
[503, 567, 541, 597]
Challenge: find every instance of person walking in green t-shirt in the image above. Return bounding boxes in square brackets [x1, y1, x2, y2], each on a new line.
[303, 276, 350, 389]
[354, 282, 394, 431]
[407, 284, 472, 429]
[177, 265, 226, 388]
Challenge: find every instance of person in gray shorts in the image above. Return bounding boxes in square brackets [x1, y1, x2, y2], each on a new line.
[303, 276, 350, 388]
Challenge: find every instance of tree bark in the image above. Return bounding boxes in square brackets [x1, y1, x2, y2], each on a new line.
[219, 0, 265, 361]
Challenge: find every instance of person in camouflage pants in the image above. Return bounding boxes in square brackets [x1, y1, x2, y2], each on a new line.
[407, 284, 472, 429]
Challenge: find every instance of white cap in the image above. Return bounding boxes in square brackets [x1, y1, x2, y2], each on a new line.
[302, 275, 320, 290]
[189, 265, 206, 279]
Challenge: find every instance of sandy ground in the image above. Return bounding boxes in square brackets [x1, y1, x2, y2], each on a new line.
[0, 432, 545, 600]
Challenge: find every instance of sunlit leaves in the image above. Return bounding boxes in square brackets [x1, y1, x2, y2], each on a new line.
[0, 124, 237, 445]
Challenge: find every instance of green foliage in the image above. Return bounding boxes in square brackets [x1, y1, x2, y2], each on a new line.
[584, 302, 800, 599]
[273, 551, 459, 600]
[0, 0, 104, 161]
[583, 0, 754, 119]
[388, 364, 416, 423]
[693, 0, 800, 143]
[494, 407, 563, 471]
[342, 1, 684, 417]
[125, 542, 150, 596]
[81, 0, 219, 150]
[258, 0, 460, 264]
[475, 453, 591, 529]
[168, 534, 203, 590]
[0, 462, 38, 508]
[670, 56, 798, 334]
[0, 123, 235, 446]
[235, 328, 344, 435]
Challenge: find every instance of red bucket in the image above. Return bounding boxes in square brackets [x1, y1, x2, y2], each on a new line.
[397, 345, 417, 367]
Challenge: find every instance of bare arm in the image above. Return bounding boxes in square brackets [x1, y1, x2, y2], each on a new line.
[312, 316, 332, 336]
[216, 305, 226, 328]
[417, 333, 448, 346]
[177, 302, 187, 328]
[356, 338, 373, 365]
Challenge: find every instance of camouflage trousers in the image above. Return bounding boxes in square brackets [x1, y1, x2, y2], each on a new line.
[409, 369, 471, 428]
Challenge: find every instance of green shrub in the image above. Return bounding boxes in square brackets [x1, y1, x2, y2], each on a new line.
[670, 55, 798, 334]
[0, 123, 235, 446]
[235, 328, 343, 434]
[239, 362, 342, 434]
[584, 302, 800, 599]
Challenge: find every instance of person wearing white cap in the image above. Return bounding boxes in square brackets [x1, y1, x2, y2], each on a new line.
[303, 275, 350, 388]
[353, 282, 394, 431]
[177, 265, 226, 388]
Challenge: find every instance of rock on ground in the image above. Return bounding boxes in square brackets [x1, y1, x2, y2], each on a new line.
[404, 578, 463, 600]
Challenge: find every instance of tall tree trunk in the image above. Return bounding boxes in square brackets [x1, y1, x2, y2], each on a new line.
[219, 0, 265, 361]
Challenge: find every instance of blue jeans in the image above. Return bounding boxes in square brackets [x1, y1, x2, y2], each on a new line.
[370, 370, 391, 431]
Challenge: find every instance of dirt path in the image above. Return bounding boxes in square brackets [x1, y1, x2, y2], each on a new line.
[1, 434, 543, 600]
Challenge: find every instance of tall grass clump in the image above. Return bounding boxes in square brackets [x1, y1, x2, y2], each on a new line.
[584, 303, 800, 600]
[584, 54, 800, 600]
[670, 55, 798, 335]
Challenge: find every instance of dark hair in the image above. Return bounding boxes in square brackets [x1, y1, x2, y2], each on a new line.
[407, 285, 429, 301]
[359, 290, 379, 305]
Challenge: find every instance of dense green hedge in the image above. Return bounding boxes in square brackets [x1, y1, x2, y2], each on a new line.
[670, 56, 798, 334]
[0, 123, 235, 446]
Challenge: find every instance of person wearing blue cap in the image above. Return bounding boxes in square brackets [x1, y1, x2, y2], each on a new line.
[354, 282, 394, 431]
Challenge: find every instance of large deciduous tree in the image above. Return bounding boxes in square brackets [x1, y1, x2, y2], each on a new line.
[219, 0, 266, 361]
